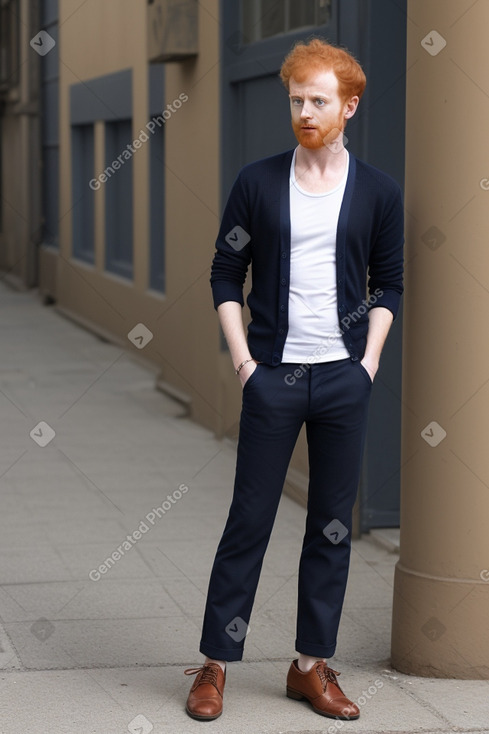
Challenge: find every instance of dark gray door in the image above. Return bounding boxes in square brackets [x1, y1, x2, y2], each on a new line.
[220, 0, 407, 531]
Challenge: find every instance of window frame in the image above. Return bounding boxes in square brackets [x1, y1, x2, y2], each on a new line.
[241, 0, 332, 45]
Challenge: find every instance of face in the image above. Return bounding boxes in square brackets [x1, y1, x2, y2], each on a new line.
[289, 69, 358, 150]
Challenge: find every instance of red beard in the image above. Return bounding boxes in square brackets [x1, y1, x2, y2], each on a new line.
[292, 115, 345, 150]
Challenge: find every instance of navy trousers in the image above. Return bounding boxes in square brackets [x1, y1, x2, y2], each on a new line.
[199, 357, 373, 661]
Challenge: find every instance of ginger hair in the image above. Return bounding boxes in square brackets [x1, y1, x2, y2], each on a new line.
[280, 38, 366, 103]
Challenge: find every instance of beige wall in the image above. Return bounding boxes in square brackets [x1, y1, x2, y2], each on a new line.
[161, 2, 221, 430]
[391, 0, 489, 678]
[39, 0, 222, 432]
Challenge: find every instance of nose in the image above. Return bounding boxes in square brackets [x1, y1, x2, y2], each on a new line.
[300, 101, 313, 119]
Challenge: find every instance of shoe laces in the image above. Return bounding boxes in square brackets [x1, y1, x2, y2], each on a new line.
[315, 662, 344, 693]
[184, 663, 220, 689]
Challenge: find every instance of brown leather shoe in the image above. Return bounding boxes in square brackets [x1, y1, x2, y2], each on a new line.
[286, 659, 359, 719]
[184, 662, 226, 720]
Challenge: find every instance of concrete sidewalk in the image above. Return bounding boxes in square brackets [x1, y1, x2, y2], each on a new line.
[0, 281, 488, 734]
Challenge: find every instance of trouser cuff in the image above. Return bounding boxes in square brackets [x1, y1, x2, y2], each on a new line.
[295, 638, 337, 659]
[199, 640, 244, 662]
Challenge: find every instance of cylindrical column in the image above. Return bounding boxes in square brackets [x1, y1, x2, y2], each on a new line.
[391, 0, 489, 679]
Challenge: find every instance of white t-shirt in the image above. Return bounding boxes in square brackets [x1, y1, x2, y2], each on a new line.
[282, 147, 350, 364]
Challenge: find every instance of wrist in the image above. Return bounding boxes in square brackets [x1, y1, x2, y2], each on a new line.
[361, 356, 379, 380]
[235, 358, 255, 375]
[237, 359, 259, 387]
[361, 351, 379, 368]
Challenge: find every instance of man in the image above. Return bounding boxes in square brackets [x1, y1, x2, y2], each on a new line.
[184, 38, 404, 722]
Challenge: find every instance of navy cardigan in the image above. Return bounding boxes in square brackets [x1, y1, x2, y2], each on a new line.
[210, 148, 404, 366]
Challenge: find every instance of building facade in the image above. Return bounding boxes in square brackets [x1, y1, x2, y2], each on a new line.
[3, 0, 489, 680]
[0, 0, 406, 532]
[0, 0, 408, 536]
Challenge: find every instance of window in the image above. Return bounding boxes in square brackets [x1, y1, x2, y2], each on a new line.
[241, 0, 331, 44]
[69, 70, 133, 274]
[105, 119, 133, 279]
[72, 124, 95, 263]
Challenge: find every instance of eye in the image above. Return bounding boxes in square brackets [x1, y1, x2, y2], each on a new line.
[291, 97, 303, 105]
[315, 98, 326, 106]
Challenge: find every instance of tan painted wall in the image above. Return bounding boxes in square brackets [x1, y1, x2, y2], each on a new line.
[391, 0, 489, 678]
[160, 0, 221, 430]
[39, 0, 222, 431]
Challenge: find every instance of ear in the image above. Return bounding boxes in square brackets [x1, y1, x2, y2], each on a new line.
[344, 95, 360, 119]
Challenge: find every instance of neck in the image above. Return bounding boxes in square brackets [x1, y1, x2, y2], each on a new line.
[296, 143, 347, 174]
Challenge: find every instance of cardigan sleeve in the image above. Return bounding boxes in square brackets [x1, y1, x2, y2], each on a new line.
[210, 170, 252, 310]
[367, 183, 404, 319]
